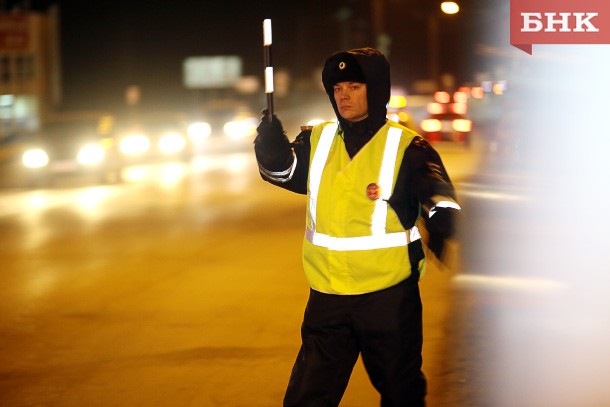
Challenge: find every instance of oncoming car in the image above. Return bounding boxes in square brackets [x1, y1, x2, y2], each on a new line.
[420, 90, 473, 145]
[21, 113, 122, 186]
[187, 100, 257, 154]
[386, 93, 417, 132]
[115, 112, 193, 163]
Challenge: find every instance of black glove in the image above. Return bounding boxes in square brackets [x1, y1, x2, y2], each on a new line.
[256, 110, 286, 145]
[425, 208, 456, 238]
[427, 233, 446, 260]
[425, 207, 459, 261]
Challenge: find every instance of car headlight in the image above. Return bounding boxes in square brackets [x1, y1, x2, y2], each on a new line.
[22, 149, 49, 169]
[78, 143, 105, 165]
[120, 134, 150, 155]
[159, 132, 186, 154]
[223, 118, 257, 140]
[306, 119, 326, 126]
[386, 113, 399, 122]
[187, 122, 211, 141]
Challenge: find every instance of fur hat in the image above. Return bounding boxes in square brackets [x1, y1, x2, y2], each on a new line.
[322, 52, 366, 89]
[321, 47, 390, 130]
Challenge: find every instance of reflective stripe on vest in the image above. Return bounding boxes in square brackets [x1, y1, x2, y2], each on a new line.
[371, 127, 401, 235]
[307, 123, 337, 232]
[305, 226, 421, 251]
[306, 124, 420, 251]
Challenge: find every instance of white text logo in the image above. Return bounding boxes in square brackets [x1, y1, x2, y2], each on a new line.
[521, 12, 599, 32]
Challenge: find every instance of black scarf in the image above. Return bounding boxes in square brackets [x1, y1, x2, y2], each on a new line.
[341, 118, 384, 159]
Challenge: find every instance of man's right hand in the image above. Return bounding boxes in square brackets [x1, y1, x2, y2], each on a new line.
[256, 110, 286, 144]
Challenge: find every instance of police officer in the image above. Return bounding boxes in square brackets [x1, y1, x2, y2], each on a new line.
[254, 47, 460, 406]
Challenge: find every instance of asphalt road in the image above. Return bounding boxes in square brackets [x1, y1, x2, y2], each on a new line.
[0, 143, 482, 407]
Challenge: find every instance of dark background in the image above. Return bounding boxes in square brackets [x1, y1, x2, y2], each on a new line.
[7, 0, 502, 112]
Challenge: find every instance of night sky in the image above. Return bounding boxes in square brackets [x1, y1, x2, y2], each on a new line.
[7, 0, 500, 112]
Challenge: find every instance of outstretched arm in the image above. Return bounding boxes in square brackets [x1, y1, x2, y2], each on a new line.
[408, 137, 461, 260]
[254, 114, 311, 194]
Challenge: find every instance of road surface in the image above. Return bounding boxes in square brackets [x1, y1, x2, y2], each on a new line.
[0, 143, 482, 406]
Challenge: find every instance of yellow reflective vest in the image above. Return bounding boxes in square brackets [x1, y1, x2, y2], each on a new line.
[303, 120, 423, 294]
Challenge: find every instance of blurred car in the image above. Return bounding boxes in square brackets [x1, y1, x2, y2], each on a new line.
[420, 90, 473, 145]
[115, 112, 193, 163]
[420, 112, 472, 143]
[386, 93, 418, 131]
[20, 113, 122, 186]
[1, 132, 32, 188]
[188, 99, 257, 154]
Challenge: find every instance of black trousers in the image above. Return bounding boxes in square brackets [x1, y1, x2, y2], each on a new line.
[283, 275, 426, 407]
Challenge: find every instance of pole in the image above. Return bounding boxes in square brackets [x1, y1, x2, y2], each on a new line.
[263, 19, 274, 122]
[428, 14, 440, 89]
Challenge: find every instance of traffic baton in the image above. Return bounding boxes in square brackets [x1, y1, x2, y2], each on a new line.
[263, 19, 274, 122]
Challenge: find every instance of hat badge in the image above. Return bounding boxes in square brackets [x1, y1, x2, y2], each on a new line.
[339, 61, 346, 70]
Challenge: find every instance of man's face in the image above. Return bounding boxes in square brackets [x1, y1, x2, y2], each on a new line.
[333, 82, 368, 123]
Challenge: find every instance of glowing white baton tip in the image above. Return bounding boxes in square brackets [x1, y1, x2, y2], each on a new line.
[263, 19, 272, 46]
[265, 67, 274, 93]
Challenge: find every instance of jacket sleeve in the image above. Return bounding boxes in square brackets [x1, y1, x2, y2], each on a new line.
[253, 126, 311, 195]
[398, 136, 461, 259]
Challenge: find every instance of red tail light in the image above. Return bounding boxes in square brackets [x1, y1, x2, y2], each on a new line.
[450, 102, 468, 114]
[427, 102, 446, 115]
[453, 119, 472, 132]
[421, 119, 442, 132]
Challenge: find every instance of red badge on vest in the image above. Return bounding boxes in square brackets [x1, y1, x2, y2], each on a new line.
[366, 183, 382, 200]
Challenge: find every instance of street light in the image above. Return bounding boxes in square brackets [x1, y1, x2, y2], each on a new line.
[429, 2, 460, 88]
[441, 2, 460, 15]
